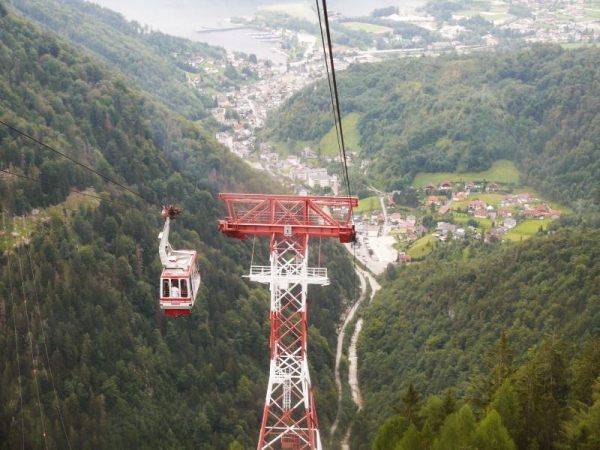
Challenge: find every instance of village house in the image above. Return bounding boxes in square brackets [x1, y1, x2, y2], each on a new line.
[367, 225, 380, 238]
[453, 191, 469, 201]
[436, 222, 456, 236]
[438, 204, 450, 215]
[389, 212, 402, 223]
[425, 195, 443, 207]
[474, 209, 489, 219]
[546, 210, 562, 219]
[486, 182, 500, 192]
[486, 228, 506, 242]
[503, 217, 517, 229]
[399, 253, 412, 263]
[439, 180, 453, 190]
[468, 200, 487, 211]
[525, 209, 543, 218]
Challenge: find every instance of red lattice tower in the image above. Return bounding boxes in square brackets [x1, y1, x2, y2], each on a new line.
[219, 194, 357, 450]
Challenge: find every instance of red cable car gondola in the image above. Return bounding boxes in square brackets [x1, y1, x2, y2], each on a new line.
[158, 206, 201, 317]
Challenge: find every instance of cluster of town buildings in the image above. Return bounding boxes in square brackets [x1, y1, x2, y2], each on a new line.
[502, 0, 600, 44]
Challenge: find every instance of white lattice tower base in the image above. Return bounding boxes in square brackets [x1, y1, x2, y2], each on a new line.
[250, 234, 326, 450]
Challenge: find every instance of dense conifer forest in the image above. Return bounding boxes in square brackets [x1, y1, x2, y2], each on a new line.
[0, 3, 354, 448]
[352, 231, 600, 449]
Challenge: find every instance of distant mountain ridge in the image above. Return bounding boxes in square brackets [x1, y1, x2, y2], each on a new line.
[10, 0, 224, 121]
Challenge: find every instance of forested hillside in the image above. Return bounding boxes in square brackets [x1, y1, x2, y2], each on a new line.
[9, 0, 224, 120]
[264, 45, 600, 204]
[0, 4, 354, 448]
[351, 230, 600, 449]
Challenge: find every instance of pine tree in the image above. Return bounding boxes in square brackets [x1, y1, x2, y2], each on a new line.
[490, 380, 523, 445]
[400, 383, 421, 425]
[473, 410, 516, 450]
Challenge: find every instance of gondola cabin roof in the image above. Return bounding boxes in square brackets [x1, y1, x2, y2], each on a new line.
[160, 249, 196, 278]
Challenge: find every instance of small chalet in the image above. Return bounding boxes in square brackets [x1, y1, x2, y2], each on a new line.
[453, 191, 469, 201]
[486, 182, 500, 192]
[474, 209, 488, 219]
[438, 204, 450, 215]
[486, 228, 506, 242]
[390, 212, 402, 223]
[468, 200, 487, 211]
[546, 210, 562, 219]
[367, 225, 380, 237]
[525, 209, 543, 218]
[439, 180, 453, 190]
[436, 222, 456, 235]
[497, 208, 511, 217]
[464, 181, 476, 190]
[423, 183, 436, 190]
[425, 195, 442, 207]
[503, 217, 517, 229]
[399, 254, 412, 263]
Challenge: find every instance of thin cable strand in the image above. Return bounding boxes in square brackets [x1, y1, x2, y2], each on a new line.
[24, 245, 73, 449]
[3, 213, 25, 450]
[319, 0, 353, 199]
[15, 242, 48, 449]
[1, 168, 153, 214]
[0, 120, 161, 207]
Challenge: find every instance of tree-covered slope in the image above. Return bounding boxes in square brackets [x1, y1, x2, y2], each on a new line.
[0, 5, 353, 448]
[264, 45, 600, 204]
[10, 0, 224, 120]
[353, 230, 600, 448]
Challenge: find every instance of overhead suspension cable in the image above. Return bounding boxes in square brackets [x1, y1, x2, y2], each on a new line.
[0, 120, 161, 208]
[3, 213, 25, 450]
[315, 0, 358, 306]
[24, 244, 72, 449]
[314, 0, 353, 200]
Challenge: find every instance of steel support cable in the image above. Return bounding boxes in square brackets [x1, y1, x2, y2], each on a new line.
[2, 213, 25, 450]
[314, 0, 345, 173]
[15, 242, 48, 449]
[24, 245, 72, 449]
[0, 168, 154, 214]
[0, 120, 161, 208]
[315, 1, 358, 313]
[316, 0, 353, 200]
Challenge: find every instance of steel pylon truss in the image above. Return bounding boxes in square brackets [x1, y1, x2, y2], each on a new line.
[219, 194, 357, 450]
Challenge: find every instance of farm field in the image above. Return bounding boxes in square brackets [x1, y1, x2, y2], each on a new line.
[319, 113, 363, 156]
[407, 234, 437, 258]
[357, 196, 382, 213]
[505, 219, 552, 241]
[412, 160, 520, 188]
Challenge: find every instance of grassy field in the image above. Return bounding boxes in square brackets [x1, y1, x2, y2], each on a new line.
[451, 193, 506, 211]
[505, 219, 552, 241]
[342, 22, 393, 33]
[412, 160, 520, 188]
[356, 196, 381, 213]
[453, 214, 493, 229]
[319, 112, 363, 156]
[407, 234, 437, 258]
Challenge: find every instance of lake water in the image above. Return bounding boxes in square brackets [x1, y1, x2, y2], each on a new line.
[89, 0, 428, 62]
